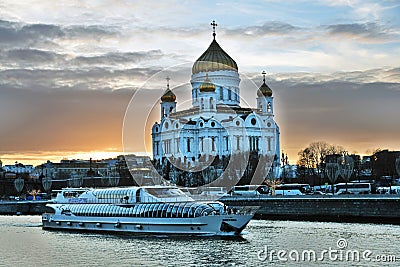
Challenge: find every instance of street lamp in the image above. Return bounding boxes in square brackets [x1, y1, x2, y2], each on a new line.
[339, 155, 354, 193]
[325, 161, 340, 195]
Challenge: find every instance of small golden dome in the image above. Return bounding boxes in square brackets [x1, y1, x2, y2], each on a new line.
[161, 88, 176, 102]
[257, 71, 273, 97]
[258, 82, 273, 97]
[199, 73, 216, 92]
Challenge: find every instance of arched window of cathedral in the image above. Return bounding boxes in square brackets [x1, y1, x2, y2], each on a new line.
[267, 102, 272, 113]
[162, 107, 165, 117]
[201, 98, 204, 109]
[200, 137, 204, 152]
[236, 136, 240, 150]
[170, 107, 173, 113]
[200, 122, 203, 127]
[210, 97, 213, 109]
[165, 122, 169, 129]
[251, 118, 256, 125]
[187, 138, 191, 152]
[225, 136, 229, 151]
[228, 88, 232, 100]
[211, 137, 216, 151]
[211, 121, 215, 127]
[267, 137, 271, 151]
[219, 87, 223, 100]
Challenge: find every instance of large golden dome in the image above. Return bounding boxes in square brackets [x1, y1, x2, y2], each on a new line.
[192, 39, 238, 74]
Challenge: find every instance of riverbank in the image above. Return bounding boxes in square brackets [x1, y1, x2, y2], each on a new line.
[2, 195, 400, 224]
[222, 194, 400, 224]
[0, 200, 50, 215]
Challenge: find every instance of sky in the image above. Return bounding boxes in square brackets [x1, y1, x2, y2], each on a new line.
[0, 0, 399, 166]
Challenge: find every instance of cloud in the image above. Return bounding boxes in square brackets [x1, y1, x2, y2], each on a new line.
[0, 67, 162, 92]
[0, 19, 119, 50]
[73, 50, 164, 67]
[225, 21, 300, 37]
[270, 67, 400, 84]
[326, 22, 399, 43]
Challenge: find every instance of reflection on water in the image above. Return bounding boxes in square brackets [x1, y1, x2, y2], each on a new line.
[0, 216, 399, 266]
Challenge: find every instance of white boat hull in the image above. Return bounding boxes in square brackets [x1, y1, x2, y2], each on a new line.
[42, 213, 252, 236]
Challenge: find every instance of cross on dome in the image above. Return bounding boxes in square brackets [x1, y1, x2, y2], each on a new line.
[262, 70, 266, 83]
[211, 20, 218, 39]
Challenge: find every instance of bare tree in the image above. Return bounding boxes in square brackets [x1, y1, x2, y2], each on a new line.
[297, 141, 348, 184]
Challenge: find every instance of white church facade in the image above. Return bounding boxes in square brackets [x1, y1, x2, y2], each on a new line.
[151, 22, 280, 186]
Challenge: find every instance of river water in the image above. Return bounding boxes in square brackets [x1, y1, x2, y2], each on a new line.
[0, 216, 399, 266]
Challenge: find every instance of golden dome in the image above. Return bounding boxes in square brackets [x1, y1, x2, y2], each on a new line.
[192, 39, 238, 74]
[199, 73, 216, 92]
[258, 82, 273, 97]
[161, 88, 176, 102]
[257, 71, 273, 97]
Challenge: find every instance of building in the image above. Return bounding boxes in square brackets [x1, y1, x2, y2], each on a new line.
[372, 150, 400, 180]
[3, 162, 34, 175]
[151, 22, 280, 187]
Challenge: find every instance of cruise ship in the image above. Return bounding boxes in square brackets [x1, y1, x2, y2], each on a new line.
[42, 186, 257, 235]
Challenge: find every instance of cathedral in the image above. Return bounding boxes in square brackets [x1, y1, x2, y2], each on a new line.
[151, 21, 280, 187]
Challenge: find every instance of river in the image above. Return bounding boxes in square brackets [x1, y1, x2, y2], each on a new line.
[0, 216, 399, 266]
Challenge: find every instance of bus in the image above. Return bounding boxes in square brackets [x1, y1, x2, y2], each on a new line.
[231, 185, 269, 196]
[274, 184, 312, 196]
[335, 183, 372, 194]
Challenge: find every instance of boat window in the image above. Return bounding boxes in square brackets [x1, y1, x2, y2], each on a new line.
[177, 203, 186, 217]
[105, 205, 111, 216]
[154, 203, 161, 217]
[188, 203, 197, 217]
[110, 205, 116, 216]
[144, 204, 151, 217]
[142, 204, 149, 217]
[152, 204, 158, 217]
[151, 203, 160, 217]
[91, 205, 97, 216]
[182, 204, 191, 218]
[132, 205, 139, 217]
[78, 205, 83, 216]
[137, 204, 144, 217]
[111, 205, 117, 216]
[165, 204, 173, 217]
[193, 204, 205, 217]
[171, 204, 179, 218]
[77, 205, 83, 216]
[159, 204, 168, 218]
[144, 188, 188, 199]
